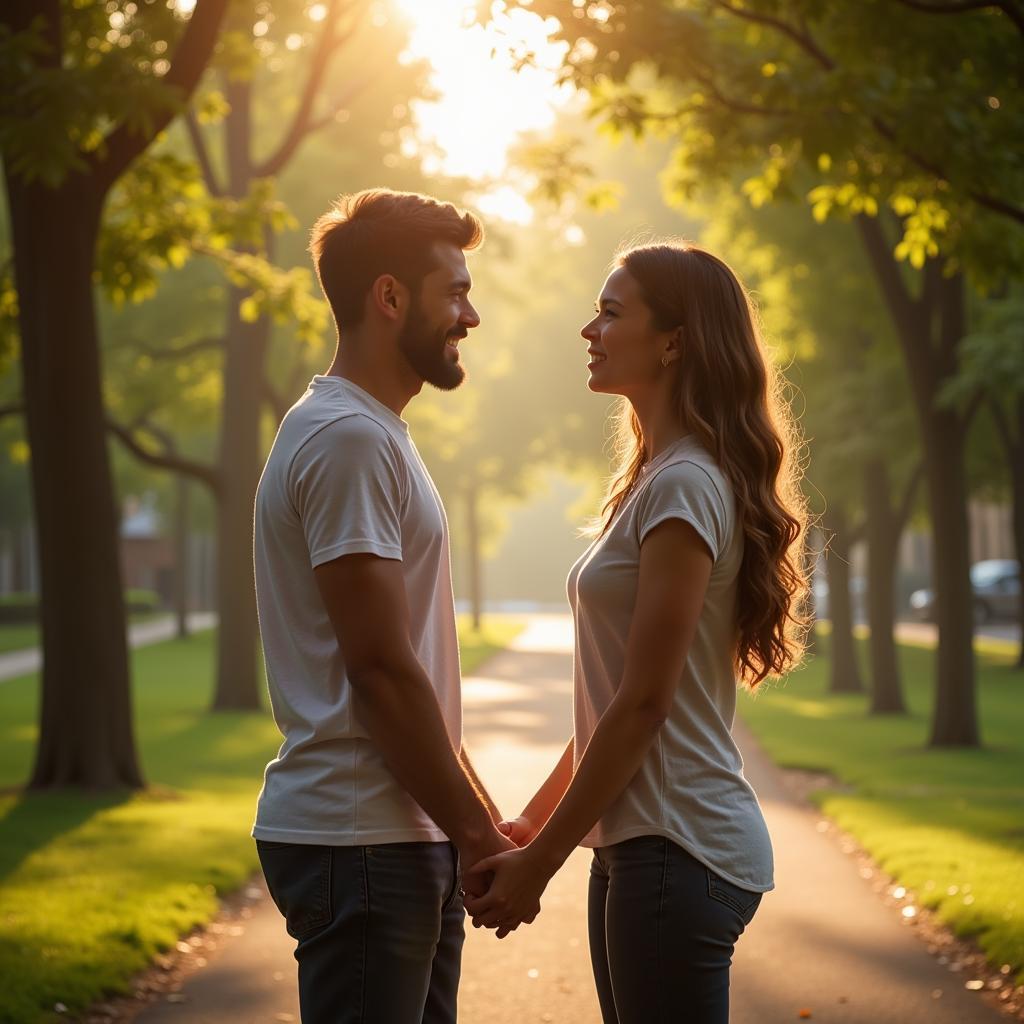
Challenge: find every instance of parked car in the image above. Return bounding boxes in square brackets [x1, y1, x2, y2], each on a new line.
[909, 559, 1021, 624]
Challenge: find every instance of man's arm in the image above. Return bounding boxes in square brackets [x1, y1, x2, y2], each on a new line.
[459, 747, 501, 825]
[314, 552, 513, 867]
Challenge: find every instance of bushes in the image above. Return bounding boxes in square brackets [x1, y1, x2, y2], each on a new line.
[0, 590, 161, 624]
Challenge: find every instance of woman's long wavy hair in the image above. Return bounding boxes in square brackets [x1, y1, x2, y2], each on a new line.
[596, 241, 810, 689]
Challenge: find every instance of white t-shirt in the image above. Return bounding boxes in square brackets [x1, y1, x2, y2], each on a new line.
[252, 375, 461, 846]
[568, 435, 774, 892]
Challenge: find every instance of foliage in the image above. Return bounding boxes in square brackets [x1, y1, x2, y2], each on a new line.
[519, 0, 1024, 284]
[692, 183, 918, 515]
[0, 1, 195, 186]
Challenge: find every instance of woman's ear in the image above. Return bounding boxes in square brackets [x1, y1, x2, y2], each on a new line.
[662, 326, 683, 366]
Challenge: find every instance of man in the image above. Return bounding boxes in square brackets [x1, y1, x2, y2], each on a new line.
[252, 189, 516, 1023]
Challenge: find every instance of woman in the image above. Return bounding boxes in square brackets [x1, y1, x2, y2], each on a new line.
[464, 241, 809, 1024]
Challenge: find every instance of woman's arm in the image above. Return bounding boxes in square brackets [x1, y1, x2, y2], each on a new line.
[467, 518, 713, 929]
[501, 738, 575, 845]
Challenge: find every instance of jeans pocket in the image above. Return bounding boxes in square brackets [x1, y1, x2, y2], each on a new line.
[257, 841, 333, 940]
[705, 868, 761, 926]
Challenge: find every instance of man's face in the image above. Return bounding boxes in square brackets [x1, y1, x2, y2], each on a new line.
[398, 242, 480, 391]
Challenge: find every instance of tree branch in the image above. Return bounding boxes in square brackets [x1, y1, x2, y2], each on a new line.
[305, 73, 375, 133]
[869, 115, 1024, 226]
[135, 335, 224, 361]
[855, 213, 939, 407]
[92, 0, 230, 194]
[710, 0, 835, 70]
[855, 214, 917, 342]
[184, 109, 223, 197]
[893, 0, 1024, 36]
[691, 68, 794, 117]
[255, 0, 368, 178]
[107, 417, 220, 493]
[711, 1, 1024, 227]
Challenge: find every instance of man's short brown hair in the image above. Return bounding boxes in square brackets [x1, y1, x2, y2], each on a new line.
[309, 189, 484, 329]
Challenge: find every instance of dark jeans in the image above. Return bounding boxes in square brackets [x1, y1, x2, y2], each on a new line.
[256, 840, 464, 1024]
[588, 836, 762, 1024]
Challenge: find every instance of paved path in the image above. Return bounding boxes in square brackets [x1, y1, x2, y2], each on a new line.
[133, 614, 1005, 1023]
[0, 613, 216, 683]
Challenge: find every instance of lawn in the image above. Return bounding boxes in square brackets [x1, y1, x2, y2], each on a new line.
[0, 624, 42, 655]
[0, 614, 524, 1024]
[739, 630, 1024, 979]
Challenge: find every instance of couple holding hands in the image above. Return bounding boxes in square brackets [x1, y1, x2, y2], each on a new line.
[251, 188, 808, 1024]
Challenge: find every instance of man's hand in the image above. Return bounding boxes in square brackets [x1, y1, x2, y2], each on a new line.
[458, 827, 518, 906]
[463, 845, 553, 939]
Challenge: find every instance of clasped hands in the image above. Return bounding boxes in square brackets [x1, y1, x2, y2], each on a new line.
[461, 816, 554, 940]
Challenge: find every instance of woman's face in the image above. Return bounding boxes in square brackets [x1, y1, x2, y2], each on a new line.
[580, 266, 673, 398]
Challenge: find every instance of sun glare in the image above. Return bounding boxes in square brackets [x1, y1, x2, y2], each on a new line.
[390, 0, 573, 223]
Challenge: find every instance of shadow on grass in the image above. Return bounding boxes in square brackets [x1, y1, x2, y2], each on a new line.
[0, 787, 132, 884]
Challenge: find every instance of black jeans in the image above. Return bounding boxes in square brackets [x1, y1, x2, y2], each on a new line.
[256, 840, 464, 1024]
[588, 836, 762, 1024]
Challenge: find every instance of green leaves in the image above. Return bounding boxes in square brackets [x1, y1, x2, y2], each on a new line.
[96, 156, 299, 309]
[0, 3, 193, 187]
[517, 0, 1024, 280]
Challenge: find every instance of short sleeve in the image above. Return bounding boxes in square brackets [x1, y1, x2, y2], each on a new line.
[636, 460, 729, 563]
[289, 415, 405, 568]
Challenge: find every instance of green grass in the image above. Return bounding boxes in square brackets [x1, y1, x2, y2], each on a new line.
[0, 624, 42, 655]
[0, 614, 524, 1023]
[739, 631, 1024, 979]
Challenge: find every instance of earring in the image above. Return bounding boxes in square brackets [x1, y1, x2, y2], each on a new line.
[661, 355, 670, 367]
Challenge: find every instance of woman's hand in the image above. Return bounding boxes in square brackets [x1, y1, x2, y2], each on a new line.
[463, 846, 554, 939]
[497, 815, 535, 847]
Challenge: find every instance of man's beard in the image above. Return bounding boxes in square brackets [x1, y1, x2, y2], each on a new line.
[398, 299, 467, 391]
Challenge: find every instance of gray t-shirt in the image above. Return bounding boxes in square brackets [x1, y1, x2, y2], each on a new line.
[567, 435, 774, 891]
[252, 375, 461, 846]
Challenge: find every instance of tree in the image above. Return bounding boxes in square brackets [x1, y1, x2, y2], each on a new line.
[945, 294, 1024, 667]
[102, 1, 425, 709]
[1, 0, 228, 787]
[693, 186, 921, 709]
[519, 0, 1024, 745]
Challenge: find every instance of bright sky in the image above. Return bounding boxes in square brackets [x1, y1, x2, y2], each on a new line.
[388, 0, 575, 223]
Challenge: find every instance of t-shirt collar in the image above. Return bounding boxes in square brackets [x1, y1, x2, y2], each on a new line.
[311, 375, 409, 434]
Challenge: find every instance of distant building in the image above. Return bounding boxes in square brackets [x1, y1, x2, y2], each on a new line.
[0, 493, 215, 610]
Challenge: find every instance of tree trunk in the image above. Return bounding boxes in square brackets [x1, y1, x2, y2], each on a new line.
[5, 172, 143, 788]
[863, 458, 907, 714]
[857, 218, 978, 746]
[174, 476, 190, 639]
[802, 527, 819, 658]
[465, 483, 483, 631]
[1009, 400, 1024, 670]
[210, 76, 265, 710]
[11, 527, 27, 593]
[211, 289, 268, 709]
[823, 509, 864, 694]
[921, 408, 977, 743]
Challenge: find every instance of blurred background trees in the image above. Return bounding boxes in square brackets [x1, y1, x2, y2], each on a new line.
[1, 0, 1021, 791]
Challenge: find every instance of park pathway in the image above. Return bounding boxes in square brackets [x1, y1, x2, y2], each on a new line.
[131, 614, 1005, 1024]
